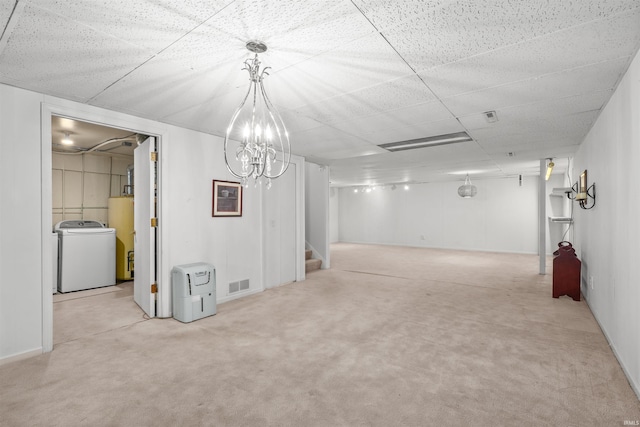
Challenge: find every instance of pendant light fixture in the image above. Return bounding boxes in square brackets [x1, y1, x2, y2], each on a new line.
[61, 132, 73, 145]
[223, 40, 291, 189]
[545, 158, 554, 180]
[457, 174, 477, 198]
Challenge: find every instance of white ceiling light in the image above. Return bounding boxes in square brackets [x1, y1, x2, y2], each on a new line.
[61, 132, 73, 145]
[223, 41, 290, 189]
[458, 174, 477, 198]
[379, 132, 472, 152]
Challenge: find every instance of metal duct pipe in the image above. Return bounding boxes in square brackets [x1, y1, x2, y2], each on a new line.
[124, 164, 134, 195]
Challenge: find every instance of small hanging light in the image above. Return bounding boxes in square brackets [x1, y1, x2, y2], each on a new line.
[223, 40, 291, 190]
[61, 132, 73, 145]
[458, 174, 477, 198]
[545, 158, 554, 181]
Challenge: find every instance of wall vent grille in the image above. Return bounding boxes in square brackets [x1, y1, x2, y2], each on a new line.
[229, 282, 239, 294]
[229, 279, 250, 294]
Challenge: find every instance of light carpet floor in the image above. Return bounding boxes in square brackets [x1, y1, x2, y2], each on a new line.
[1, 243, 639, 426]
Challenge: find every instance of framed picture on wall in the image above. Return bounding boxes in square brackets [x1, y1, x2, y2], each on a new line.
[212, 180, 243, 217]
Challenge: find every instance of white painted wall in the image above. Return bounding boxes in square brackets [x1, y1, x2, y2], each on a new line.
[305, 162, 330, 268]
[572, 50, 640, 398]
[545, 173, 574, 253]
[161, 127, 263, 305]
[0, 83, 302, 363]
[329, 187, 339, 243]
[262, 155, 305, 289]
[339, 177, 540, 254]
[52, 152, 132, 226]
[0, 85, 44, 361]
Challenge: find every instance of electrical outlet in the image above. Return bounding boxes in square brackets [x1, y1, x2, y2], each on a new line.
[589, 276, 594, 290]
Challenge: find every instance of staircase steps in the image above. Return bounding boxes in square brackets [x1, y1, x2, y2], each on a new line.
[305, 249, 322, 274]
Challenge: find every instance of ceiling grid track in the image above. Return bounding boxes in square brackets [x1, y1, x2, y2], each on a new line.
[0, 0, 25, 56]
[349, 0, 504, 175]
[87, 0, 237, 103]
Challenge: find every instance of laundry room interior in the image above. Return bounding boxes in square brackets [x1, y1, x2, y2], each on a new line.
[51, 115, 143, 298]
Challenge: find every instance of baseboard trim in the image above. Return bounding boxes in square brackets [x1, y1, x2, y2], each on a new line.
[216, 287, 263, 305]
[0, 348, 42, 366]
[584, 295, 640, 401]
[335, 240, 538, 256]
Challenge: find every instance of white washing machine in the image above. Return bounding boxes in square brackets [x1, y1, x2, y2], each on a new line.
[55, 220, 116, 293]
[52, 233, 58, 294]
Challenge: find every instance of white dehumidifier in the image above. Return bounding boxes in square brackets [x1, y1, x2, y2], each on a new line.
[172, 263, 216, 323]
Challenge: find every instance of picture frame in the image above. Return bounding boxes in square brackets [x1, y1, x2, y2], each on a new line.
[212, 180, 243, 217]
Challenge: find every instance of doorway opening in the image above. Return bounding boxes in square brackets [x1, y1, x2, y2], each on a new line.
[49, 115, 159, 347]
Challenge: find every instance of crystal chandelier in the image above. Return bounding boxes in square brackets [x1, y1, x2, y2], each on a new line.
[457, 174, 478, 198]
[223, 40, 290, 189]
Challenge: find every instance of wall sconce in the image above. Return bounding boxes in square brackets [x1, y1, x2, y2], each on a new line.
[567, 169, 596, 209]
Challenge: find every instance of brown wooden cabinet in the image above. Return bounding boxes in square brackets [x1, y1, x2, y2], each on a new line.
[553, 241, 581, 301]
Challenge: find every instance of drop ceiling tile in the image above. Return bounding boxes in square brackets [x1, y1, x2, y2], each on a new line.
[311, 146, 387, 161]
[377, 100, 455, 125]
[31, 0, 229, 51]
[350, 0, 455, 32]
[333, 117, 464, 146]
[270, 31, 415, 108]
[155, 0, 374, 74]
[440, 57, 628, 116]
[161, 89, 247, 136]
[90, 55, 246, 121]
[468, 109, 601, 151]
[289, 125, 373, 157]
[374, 118, 465, 145]
[380, 0, 640, 71]
[420, 10, 640, 98]
[0, 2, 13, 29]
[460, 92, 608, 132]
[0, 3, 154, 101]
[292, 74, 436, 125]
[278, 110, 325, 134]
[328, 141, 493, 185]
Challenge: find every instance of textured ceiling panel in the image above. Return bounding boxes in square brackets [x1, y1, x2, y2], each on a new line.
[420, 10, 640, 98]
[287, 125, 373, 155]
[350, 0, 455, 32]
[349, 141, 490, 169]
[327, 141, 494, 185]
[0, 3, 153, 100]
[461, 91, 610, 132]
[277, 110, 324, 134]
[161, 90, 243, 136]
[0, 2, 13, 30]
[30, 0, 229, 51]
[269, 31, 415, 108]
[384, 0, 640, 73]
[468, 110, 602, 150]
[330, 116, 464, 147]
[441, 57, 628, 117]
[1, 0, 638, 186]
[90, 54, 246, 121]
[157, 0, 373, 73]
[293, 74, 436, 125]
